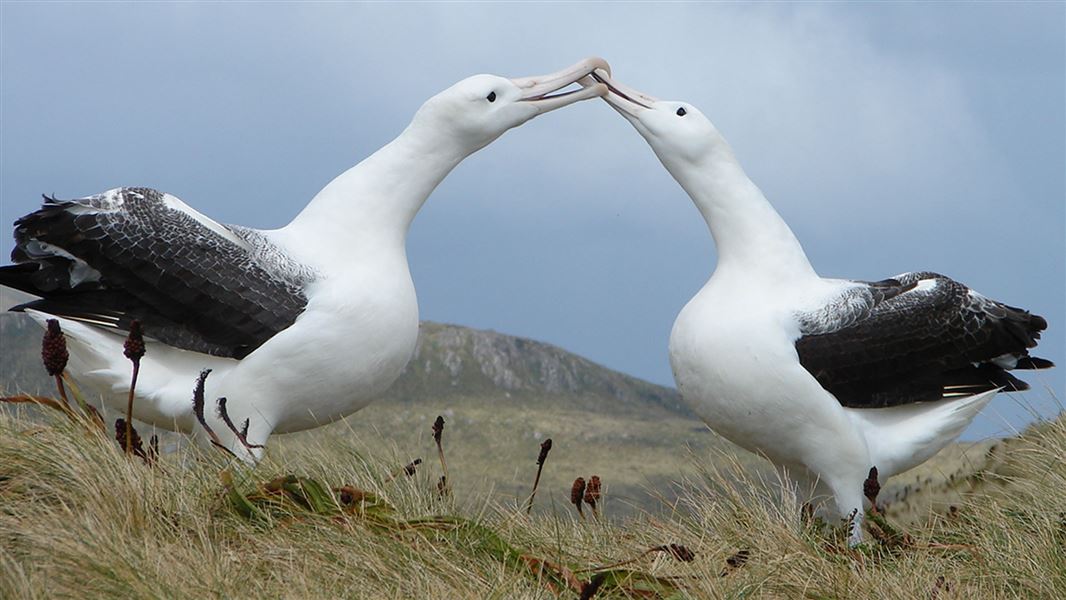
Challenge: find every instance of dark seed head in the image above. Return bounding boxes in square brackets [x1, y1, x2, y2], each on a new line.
[41, 319, 69, 376]
[536, 438, 553, 466]
[863, 466, 881, 504]
[191, 369, 211, 421]
[404, 458, 423, 477]
[115, 418, 145, 459]
[584, 475, 601, 507]
[571, 477, 586, 507]
[432, 415, 445, 444]
[123, 320, 145, 363]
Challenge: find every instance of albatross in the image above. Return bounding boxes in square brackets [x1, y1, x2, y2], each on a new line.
[0, 57, 610, 460]
[591, 71, 1052, 543]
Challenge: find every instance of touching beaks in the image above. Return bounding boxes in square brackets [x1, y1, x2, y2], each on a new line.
[587, 69, 658, 117]
[510, 57, 611, 112]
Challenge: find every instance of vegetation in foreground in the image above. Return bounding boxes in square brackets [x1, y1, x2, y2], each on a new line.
[0, 400, 1063, 598]
[1, 317, 1063, 598]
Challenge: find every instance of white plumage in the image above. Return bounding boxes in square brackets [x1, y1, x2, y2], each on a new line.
[593, 70, 1051, 544]
[3, 59, 610, 460]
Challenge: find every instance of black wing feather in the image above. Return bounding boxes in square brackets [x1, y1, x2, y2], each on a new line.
[2, 188, 314, 359]
[795, 272, 1051, 408]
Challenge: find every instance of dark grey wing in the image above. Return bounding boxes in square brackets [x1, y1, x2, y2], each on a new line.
[795, 272, 1052, 408]
[2, 188, 315, 359]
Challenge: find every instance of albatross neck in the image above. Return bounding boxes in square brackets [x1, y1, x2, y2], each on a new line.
[667, 146, 817, 282]
[281, 121, 468, 255]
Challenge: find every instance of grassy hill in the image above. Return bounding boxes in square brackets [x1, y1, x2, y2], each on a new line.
[1, 286, 1055, 521]
[1, 287, 734, 515]
[0, 404, 1062, 598]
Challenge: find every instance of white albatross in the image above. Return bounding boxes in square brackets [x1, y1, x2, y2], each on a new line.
[0, 58, 610, 461]
[590, 71, 1053, 543]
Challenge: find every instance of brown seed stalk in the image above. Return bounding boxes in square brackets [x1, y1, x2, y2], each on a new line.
[123, 321, 145, 454]
[190, 369, 234, 457]
[41, 319, 70, 407]
[571, 477, 586, 520]
[114, 418, 147, 462]
[525, 438, 553, 514]
[432, 415, 449, 495]
[215, 397, 264, 453]
[864, 466, 880, 504]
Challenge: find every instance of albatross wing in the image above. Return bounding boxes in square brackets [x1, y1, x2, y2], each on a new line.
[2, 187, 316, 359]
[794, 272, 1052, 408]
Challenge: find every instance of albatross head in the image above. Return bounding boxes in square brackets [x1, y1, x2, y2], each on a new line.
[411, 57, 610, 153]
[588, 70, 724, 167]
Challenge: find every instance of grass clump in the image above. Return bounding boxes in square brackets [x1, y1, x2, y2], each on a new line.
[1, 319, 1063, 598]
[0, 406, 1063, 598]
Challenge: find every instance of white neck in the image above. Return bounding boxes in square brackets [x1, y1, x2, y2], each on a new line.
[663, 144, 817, 282]
[277, 120, 466, 265]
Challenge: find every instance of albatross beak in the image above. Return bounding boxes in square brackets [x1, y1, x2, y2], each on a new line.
[586, 69, 659, 117]
[510, 57, 611, 113]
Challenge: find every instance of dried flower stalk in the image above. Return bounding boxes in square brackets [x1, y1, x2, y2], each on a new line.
[41, 319, 70, 407]
[115, 418, 147, 462]
[571, 477, 586, 520]
[122, 321, 145, 454]
[215, 397, 264, 453]
[583, 475, 602, 519]
[526, 438, 552, 514]
[432, 415, 449, 495]
[190, 369, 234, 457]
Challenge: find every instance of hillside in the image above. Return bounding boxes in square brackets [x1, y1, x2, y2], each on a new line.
[1, 286, 684, 415]
[1, 287, 722, 514]
[0, 286, 1040, 519]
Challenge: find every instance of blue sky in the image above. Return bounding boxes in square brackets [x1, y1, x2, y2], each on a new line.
[1, 3, 1062, 439]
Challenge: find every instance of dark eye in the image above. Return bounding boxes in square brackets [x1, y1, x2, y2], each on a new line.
[676, 107, 687, 117]
[487, 91, 497, 103]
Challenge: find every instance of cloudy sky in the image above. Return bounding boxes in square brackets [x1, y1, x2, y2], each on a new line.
[2, 3, 1062, 439]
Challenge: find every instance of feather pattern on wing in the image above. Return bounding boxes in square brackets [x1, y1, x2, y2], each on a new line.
[2, 187, 317, 358]
[794, 272, 1051, 408]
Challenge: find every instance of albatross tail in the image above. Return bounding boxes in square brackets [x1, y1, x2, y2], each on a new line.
[23, 309, 236, 433]
[845, 390, 998, 479]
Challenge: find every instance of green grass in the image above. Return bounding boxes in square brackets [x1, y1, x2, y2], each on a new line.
[1, 404, 1063, 599]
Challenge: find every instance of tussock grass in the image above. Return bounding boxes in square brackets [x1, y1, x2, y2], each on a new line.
[1, 407, 1064, 598]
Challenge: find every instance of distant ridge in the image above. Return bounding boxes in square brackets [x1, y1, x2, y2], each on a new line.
[1, 286, 685, 417]
[385, 322, 686, 415]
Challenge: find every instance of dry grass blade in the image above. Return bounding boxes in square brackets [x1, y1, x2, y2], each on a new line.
[0, 394, 74, 416]
[60, 372, 104, 430]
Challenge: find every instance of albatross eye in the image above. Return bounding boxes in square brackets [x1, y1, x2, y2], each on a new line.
[487, 91, 497, 103]
[676, 107, 687, 117]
